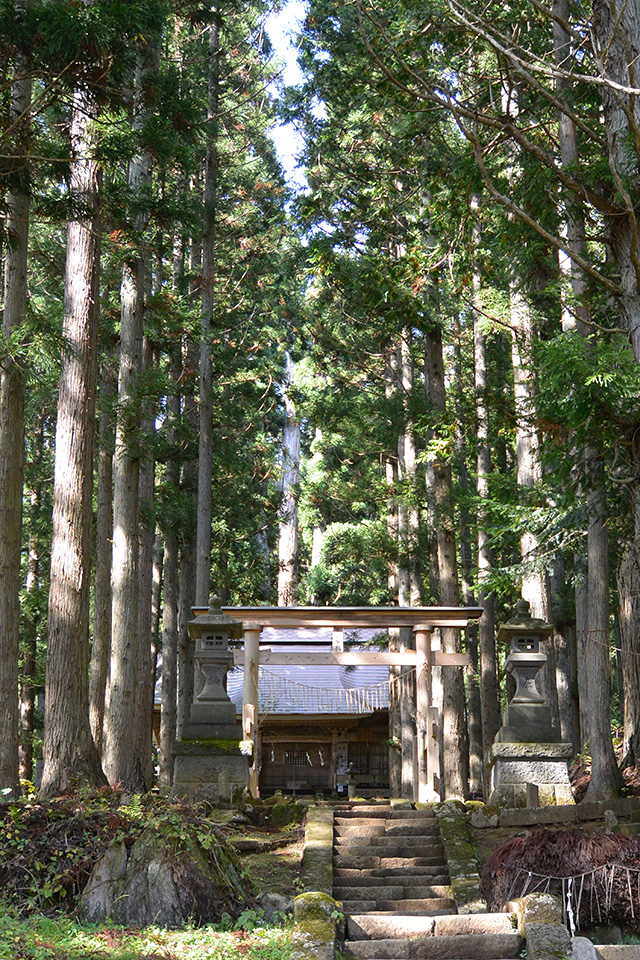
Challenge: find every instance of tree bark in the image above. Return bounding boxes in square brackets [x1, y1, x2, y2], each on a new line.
[136, 338, 157, 789]
[89, 352, 115, 754]
[103, 46, 155, 792]
[618, 487, 640, 766]
[195, 12, 221, 605]
[20, 480, 41, 786]
[472, 239, 501, 786]
[453, 326, 483, 798]
[40, 87, 105, 797]
[583, 480, 622, 800]
[0, 56, 30, 797]
[425, 321, 468, 799]
[277, 355, 300, 606]
[159, 347, 181, 790]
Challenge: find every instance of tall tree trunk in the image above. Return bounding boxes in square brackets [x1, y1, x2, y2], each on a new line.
[397, 329, 421, 605]
[277, 355, 300, 606]
[553, 0, 589, 752]
[471, 234, 501, 787]
[159, 348, 181, 790]
[89, 352, 115, 753]
[453, 325, 483, 798]
[425, 321, 468, 800]
[575, 554, 590, 752]
[177, 334, 198, 738]
[583, 480, 622, 800]
[40, 87, 105, 797]
[19, 480, 41, 786]
[396, 331, 418, 798]
[136, 339, 157, 789]
[0, 55, 30, 797]
[196, 13, 221, 606]
[103, 46, 155, 792]
[385, 342, 402, 796]
[618, 487, 640, 767]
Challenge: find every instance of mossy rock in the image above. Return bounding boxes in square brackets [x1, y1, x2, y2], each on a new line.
[292, 892, 340, 960]
[79, 821, 252, 927]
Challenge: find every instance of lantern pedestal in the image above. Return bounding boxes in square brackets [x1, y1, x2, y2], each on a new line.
[488, 600, 574, 807]
[170, 598, 249, 802]
[170, 740, 249, 804]
[488, 741, 574, 807]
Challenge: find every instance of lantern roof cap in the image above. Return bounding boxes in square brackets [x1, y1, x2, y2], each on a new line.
[496, 598, 553, 644]
[188, 595, 243, 639]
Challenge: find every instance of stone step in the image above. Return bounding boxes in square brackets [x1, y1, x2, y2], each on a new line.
[337, 836, 444, 850]
[336, 834, 441, 847]
[347, 912, 514, 940]
[336, 885, 454, 903]
[344, 932, 523, 959]
[341, 898, 457, 915]
[335, 874, 450, 891]
[335, 808, 435, 820]
[381, 858, 448, 870]
[335, 824, 441, 839]
[336, 824, 388, 838]
[336, 867, 448, 880]
[595, 949, 640, 960]
[336, 848, 446, 864]
[385, 823, 442, 837]
[338, 876, 451, 890]
[335, 854, 448, 871]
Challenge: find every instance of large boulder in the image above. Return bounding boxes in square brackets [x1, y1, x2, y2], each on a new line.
[79, 823, 251, 927]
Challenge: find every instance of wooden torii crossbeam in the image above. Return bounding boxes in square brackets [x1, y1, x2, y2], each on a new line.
[220, 605, 483, 801]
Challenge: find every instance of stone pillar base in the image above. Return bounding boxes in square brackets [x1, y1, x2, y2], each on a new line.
[488, 742, 574, 808]
[170, 740, 249, 803]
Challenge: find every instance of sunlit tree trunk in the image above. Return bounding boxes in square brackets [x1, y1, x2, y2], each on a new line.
[278, 355, 300, 606]
[41, 86, 105, 797]
[425, 321, 468, 799]
[159, 347, 181, 790]
[453, 325, 483, 797]
[104, 45, 155, 792]
[136, 338, 157, 788]
[583, 478, 622, 800]
[471, 231, 501, 788]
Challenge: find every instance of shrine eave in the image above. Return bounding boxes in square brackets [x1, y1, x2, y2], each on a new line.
[216, 605, 484, 629]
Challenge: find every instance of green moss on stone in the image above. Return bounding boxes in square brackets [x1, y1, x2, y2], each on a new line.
[181, 737, 244, 755]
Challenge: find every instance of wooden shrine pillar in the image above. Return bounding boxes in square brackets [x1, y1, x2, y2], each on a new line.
[242, 621, 262, 798]
[414, 624, 440, 802]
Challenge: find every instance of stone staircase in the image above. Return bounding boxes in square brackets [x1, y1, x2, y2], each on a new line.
[333, 803, 523, 960]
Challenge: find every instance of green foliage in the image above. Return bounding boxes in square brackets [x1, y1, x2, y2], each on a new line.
[0, 905, 293, 959]
[301, 521, 394, 605]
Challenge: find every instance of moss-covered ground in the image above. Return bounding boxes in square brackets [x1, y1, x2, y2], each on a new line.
[0, 909, 293, 959]
[0, 791, 303, 960]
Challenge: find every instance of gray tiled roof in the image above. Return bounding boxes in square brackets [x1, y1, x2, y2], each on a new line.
[226, 627, 390, 715]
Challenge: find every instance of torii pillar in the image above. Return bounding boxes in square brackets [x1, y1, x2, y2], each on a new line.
[415, 624, 441, 803]
[242, 621, 262, 798]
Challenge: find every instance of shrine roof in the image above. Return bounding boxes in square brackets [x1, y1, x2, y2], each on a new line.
[227, 627, 392, 715]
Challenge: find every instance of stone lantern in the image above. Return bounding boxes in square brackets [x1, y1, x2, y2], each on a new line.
[182, 596, 243, 739]
[495, 598, 555, 744]
[170, 597, 249, 803]
[488, 599, 574, 808]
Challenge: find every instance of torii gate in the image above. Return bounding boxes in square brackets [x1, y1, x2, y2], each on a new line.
[222, 605, 483, 802]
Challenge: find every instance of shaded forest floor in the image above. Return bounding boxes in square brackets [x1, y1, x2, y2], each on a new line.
[571, 756, 640, 802]
[0, 792, 303, 960]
